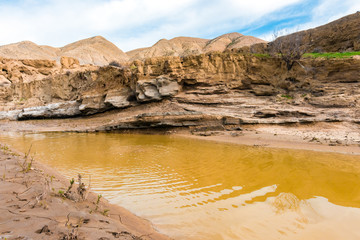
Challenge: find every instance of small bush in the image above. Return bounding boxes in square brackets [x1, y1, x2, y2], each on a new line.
[108, 61, 122, 68]
[281, 94, 294, 99]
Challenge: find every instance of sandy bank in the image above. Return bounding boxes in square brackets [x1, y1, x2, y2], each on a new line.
[0, 145, 170, 240]
[1, 117, 360, 155]
[176, 122, 360, 155]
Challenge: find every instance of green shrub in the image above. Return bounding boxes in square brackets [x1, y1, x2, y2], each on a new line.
[303, 52, 360, 59]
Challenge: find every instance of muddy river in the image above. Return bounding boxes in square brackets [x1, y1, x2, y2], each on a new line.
[1, 132, 360, 240]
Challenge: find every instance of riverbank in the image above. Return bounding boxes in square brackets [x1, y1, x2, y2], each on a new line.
[0, 145, 171, 240]
[1, 119, 360, 239]
[177, 122, 360, 155]
[1, 117, 359, 155]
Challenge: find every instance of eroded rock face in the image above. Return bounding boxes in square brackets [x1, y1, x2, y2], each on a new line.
[104, 87, 134, 108]
[79, 94, 107, 115]
[136, 79, 161, 102]
[17, 101, 81, 120]
[136, 76, 179, 102]
[60, 56, 80, 69]
[0, 52, 359, 128]
[156, 76, 180, 97]
[0, 75, 11, 87]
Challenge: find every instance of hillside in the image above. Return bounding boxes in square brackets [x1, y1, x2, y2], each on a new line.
[60, 36, 129, 65]
[272, 11, 360, 53]
[0, 32, 265, 64]
[0, 36, 129, 66]
[0, 12, 358, 65]
[0, 41, 60, 60]
[126, 37, 208, 61]
[127, 33, 266, 61]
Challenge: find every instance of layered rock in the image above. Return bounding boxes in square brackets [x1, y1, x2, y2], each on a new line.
[136, 76, 180, 102]
[0, 51, 359, 130]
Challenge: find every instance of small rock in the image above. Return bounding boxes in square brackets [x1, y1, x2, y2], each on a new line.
[230, 132, 239, 137]
[35, 225, 51, 235]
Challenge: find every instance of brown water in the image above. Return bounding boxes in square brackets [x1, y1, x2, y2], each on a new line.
[1, 132, 360, 240]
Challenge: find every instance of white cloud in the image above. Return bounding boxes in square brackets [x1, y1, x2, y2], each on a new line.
[0, 0, 358, 51]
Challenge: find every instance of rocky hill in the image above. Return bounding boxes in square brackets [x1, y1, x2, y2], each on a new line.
[127, 33, 266, 61]
[126, 37, 208, 61]
[0, 33, 265, 64]
[0, 41, 60, 60]
[272, 11, 360, 53]
[0, 36, 129, 66]
[60, 36, 129, 65]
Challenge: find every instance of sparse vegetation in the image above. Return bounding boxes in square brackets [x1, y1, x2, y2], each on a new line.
[268, 32, 307, 71]
[102, 209, 110, 216]
[303, 51, 360, 59]
[252, 53, 271, 58]
[281, 94, 294, 100]
[17, 145, 34, 173]
[57, 174, 89, 202]
[95, 194, 102, 211]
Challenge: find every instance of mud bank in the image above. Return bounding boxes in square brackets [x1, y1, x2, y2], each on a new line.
[0, 145, 170, 240]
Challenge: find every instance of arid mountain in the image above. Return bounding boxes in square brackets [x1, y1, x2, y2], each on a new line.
[60, 36, 129, 65]
[203, 32, 266, 52]
[126, 37, 209, 61]
[0, 41, 60, 60]
[1, 11, 358, 66]
[127, 33, 266, 61]
[0, 33, 265, 64]
[0, 36, 129, 66]
[271, 11, 360, 53]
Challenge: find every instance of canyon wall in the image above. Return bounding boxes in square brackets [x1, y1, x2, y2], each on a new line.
[0, 52, 359, 129]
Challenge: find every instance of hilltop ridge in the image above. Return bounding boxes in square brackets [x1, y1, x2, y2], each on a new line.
[0, 36, 129, 66]
[126, 32, 266, 61]
[0, 33, 266, 65]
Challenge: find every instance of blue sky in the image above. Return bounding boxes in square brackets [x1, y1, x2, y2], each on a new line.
[0, 0, 359, 51]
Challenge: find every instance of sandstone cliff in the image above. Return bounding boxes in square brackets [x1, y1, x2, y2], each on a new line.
[0, 51, 359, 131]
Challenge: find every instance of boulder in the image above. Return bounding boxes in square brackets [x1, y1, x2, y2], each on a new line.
[0, 110, 22, 120]
[79, 94, 107, 114]
[136, 76, 179, 102]
[136, 79, 161, 102]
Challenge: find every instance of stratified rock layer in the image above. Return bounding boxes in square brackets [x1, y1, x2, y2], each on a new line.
[0, 51, 359, 129]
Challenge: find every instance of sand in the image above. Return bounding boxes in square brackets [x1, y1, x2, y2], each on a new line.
[0, 146, 170, 240]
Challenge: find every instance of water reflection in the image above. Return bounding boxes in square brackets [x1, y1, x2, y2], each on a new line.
[1, 132, 360, 239]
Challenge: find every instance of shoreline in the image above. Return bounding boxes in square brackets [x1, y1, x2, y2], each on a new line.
[0, 143, 171, 240]
[1, 118, 360, 155]
[173, 126, 360, 155]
